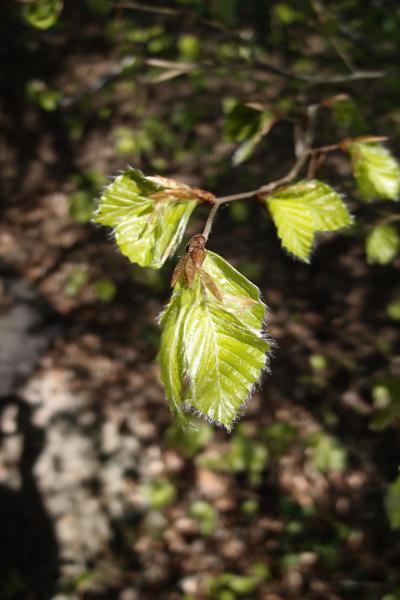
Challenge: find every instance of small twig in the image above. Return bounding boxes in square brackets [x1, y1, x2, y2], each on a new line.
[202, 202, 221, 240]
[308, 143, 341, 155]
[307, 152, 327, 179]
[375, 214, 400, 228]
[113, 1, 177, 16]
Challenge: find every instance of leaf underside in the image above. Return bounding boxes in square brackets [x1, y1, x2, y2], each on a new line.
[266, 179, 352, 262]
[93, 167, 197, 268]
[348, 143, 400, 201]
[366, 224, 400, 265]
[157, 252, 270, 429]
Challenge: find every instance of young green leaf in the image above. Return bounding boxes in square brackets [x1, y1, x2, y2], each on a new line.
[347, 142, 400, 201]
[23, 0, 63, 30]
[366, 224, 400, 265]
[93, 168, 205, 268]
[266, 179, 352, 262]
[157, 250, 270, 429]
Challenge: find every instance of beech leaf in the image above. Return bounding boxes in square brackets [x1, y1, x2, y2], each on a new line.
[93, 168, 199, 268]
[157, 251, 270, 429]
[266, 179, 352, 262]
[366, 223, 400, 265]
[347, 142, 400, 201]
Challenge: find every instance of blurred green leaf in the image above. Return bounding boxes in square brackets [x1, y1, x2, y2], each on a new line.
[23, 0, 63, 29]
[348, 142, 400, 201]
[141, 479, 177, 509]
[224, 101, 278, 165]
[189, 500, 218, 536]
[85, 0, 112, 13]
[65, 267, 89, 297]
[93, 279, 117, 302]
[263, 422, 297, 457]
[209, 563, 269, 598]
[305, 432, 347, 473]
[165, 422, 213, 458]
[26, 80, 62, 112]
[69, 191, 96, 224]
[178, 34, 200, 60]
[387, 300, 400, 321]
[201, 426, 269, 484]
[371, 378, 400, 431]
[281, 553, 302, 571]
[228, 201, 249, 223]
[309, 354, 328, 371]
[324, 94, 365, 134]
[385, 475, 400, 529]
[241, 499, 260, 517]
[273, 3, 303, 25]
[266, 180, 352, 262]
[366, 224, 400, 265]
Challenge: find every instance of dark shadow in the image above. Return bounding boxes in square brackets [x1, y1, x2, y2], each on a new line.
[0, 395, 59, 600]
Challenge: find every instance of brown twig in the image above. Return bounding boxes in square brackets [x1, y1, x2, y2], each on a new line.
[375, 214, 400, 228]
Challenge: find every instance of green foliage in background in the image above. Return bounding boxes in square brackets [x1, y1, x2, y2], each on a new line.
[200, 425, 269, 485]
[224, 100, 278, 165]
[385, 475, 400, 529]
[23, 0, 63, 30]
[209, 564, 270, 599]
[366, 224, 400, 265]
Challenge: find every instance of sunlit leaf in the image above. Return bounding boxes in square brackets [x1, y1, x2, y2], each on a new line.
[347, 142, 400, 201]
[93, 168, 201, 268]
[23, 0, 63, 30]
[157, 251, 270, 429]
[366, 223, 400, 265]
[385, 475, 400, 529]
[266, 179, 352, 262]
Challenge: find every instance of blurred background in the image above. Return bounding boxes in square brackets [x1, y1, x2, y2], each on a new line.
[1, 1, 400, 599]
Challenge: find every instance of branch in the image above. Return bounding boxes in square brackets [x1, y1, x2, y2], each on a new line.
[112, 1, 399, 84]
